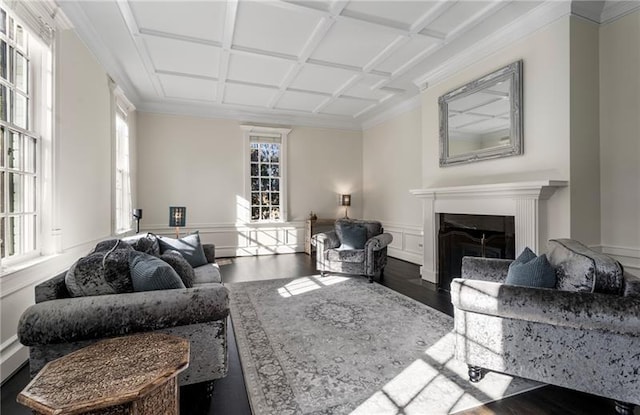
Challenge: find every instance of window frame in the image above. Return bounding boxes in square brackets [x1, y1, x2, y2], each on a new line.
[0, 8, 42, 264]
[241, 125, 290, 224]
[111, 84, 134, 236]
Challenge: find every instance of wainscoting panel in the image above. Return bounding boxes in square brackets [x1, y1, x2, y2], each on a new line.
[594, 245, 640, 278]
[383, 222, 423, 265]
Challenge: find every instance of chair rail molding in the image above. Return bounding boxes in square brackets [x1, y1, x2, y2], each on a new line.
[410, 180, 568, 283]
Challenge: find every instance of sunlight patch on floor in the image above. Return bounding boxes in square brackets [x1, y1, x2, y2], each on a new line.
[277, 275, 349, 297]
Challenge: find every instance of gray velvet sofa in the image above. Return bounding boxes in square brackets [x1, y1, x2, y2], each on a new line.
[451, 239, 640, 414]
[312, 218, 393, 283]
[17, 235, 229, 387]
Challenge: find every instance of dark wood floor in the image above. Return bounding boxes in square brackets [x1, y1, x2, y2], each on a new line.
[2, 253, 636, 415]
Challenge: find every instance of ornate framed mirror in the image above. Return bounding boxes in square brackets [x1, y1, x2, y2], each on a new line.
[439, 60, 523, 167]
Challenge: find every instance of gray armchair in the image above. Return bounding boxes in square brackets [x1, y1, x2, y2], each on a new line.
[451, 239, 640, 414]
[312, 219, 393, 283]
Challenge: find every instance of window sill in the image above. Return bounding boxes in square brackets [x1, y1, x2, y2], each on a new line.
[0, 253, 59, 278]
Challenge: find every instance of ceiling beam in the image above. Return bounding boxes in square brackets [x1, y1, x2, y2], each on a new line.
[217, 0, 238, 104]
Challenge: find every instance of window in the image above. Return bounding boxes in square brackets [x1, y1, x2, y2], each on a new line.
[242, 126, 290, 223]
[112, 88, 133, 235]
[0, 9, 38, 260]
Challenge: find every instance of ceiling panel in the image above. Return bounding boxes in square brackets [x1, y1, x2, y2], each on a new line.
[344, 74, 394, 101]
[130, 1, 226, 42]
[233, 2, 323, 56]
[428, 2, 493, 35]
[311, 19, 399, 68]
[227, 53, 294, 87]
[289, 64, 358, 94]
[144, 36, 221, 78]
[320, 97, 373, 117]
[159, 74, 217, 102]
[274, 90, 327, 112]
[224, 83, 278, 107]
[343, 1, 438, 27]
[375, 36, 439, 74]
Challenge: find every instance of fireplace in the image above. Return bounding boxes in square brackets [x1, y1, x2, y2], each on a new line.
[438, 214, 515, 291]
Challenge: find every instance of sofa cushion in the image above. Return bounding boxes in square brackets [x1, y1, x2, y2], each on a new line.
[548, 239, 624, 294]
[129, 252, 185, 292]
[122, 233, 160, 256]
[338, 223, 367, 250]
[326, 248, 365, 263]
[158, 232, 208, 268]
[160, 250, 195, 288]
[506, 247, 556, 288]
[335, 219, 382, 242]
[193, 263, 222, 285]
[65, 241, 134, 297]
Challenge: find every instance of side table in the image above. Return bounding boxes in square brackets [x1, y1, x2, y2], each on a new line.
[17, 332, 189, 415]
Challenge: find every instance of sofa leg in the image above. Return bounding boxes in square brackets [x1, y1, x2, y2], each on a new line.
[320, 271, 326, 277]
[368, 275, 374, 283]
[468, 365, 485, 383]
[614, 401, 635, 415]
[204, 380, 215, 399]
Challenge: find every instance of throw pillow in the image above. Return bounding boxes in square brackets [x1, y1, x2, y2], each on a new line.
[102, 240, 134, 293]
[122, 233, 161, 257]
[505, 247, 556, 288]
[157, 231, 208, 268]
[339, 223, 367, 250]
[65, 252, 118, 297]
[129, 252, 186, 292]
[160, 250, 195, 288]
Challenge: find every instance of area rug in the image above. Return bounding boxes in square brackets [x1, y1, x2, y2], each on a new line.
[228, 275, 541, 415]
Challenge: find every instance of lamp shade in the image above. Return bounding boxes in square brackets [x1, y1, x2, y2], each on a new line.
[169, 206, 186, 227]
[340, 194, 351, 207]
[132, 209, 143, 220]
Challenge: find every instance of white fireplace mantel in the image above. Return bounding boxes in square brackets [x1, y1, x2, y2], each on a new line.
[410, 180, 568, 284]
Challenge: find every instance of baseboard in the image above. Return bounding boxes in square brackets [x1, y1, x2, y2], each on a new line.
[1, 335, 28, 384]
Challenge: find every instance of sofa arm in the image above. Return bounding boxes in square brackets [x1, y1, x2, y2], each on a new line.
[624, 274, 640, 297]
[450, 278, 640, 335]
[312, 231, 340, 250]
[18, 285, 229, 346]
[365, 233, 393, 251]
[461, 257, 512, 283]
[203, 244, 216, 263]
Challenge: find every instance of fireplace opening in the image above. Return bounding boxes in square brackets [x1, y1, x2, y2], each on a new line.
[438, 213, 515, 292]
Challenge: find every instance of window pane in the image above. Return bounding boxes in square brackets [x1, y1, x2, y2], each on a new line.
[24, 136, 35, 173]
[260, 164, 269, 176]
[260, 146, 269, 162]
[0, 84, 7, 121]
[271, 178, 279, 192]
[260, 207, 269, 220]
[25, 175, 35, 211]
[8, 130, 19, 169]
[260, 178, 269, 191]
[270, 145, 280, 162]
[0, 126, 4, 167]
[14, 92, 27, 129]
[251, 178, 259, 192]
[270, 192, 279, 205]
[15, 24, 25, 50]
[251, 207, 259, 221]
[0, 40, 6, 80]
[271, 207, 280, 220]
[0, 171, 4, 213]
[0, 217, 4, 257]
[15, 52, 27, 92]
[250, 163, 258, 177]
[8, 172, 21, 212]
[271, 164, 279, 177]
[7, 215, 21, 256]
[251, 192, 259, 205]
[0, 9, 6, 35]
[260, 192, 269, 205]
[8, 17, 13, 40]
[250, 146, 258, 162]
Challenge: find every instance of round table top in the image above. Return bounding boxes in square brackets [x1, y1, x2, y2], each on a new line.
[17, 333, 189, 415]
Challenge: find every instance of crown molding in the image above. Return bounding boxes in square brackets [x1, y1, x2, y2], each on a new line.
[137, 99, 362, 131]
[599, 1, 640, 24]
[412, 1, 571, 90]
[360, 94, 421, 131]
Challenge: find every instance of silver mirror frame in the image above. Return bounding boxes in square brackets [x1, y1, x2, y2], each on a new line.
[439, 60, 523, 167]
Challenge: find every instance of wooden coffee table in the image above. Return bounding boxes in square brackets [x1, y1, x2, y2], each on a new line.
[17, 332, 189, 415]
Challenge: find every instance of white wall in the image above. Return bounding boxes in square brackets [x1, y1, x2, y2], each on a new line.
[136, 112, 362, 257]
[599, 10, 640, 275]
[421, 17, 572, 245]
[363, 108, 423, 264]
[1, 29, 122, 381]
[569, 17, 601, 247]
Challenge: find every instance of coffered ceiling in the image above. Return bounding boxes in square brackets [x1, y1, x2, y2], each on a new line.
[58, 0, 639, 130]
